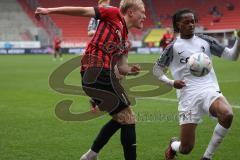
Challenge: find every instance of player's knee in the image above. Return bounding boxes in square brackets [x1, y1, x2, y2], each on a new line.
[112, 107, 136, 125]
[222, 111, 233, 125]
[180, 144, 194, 154]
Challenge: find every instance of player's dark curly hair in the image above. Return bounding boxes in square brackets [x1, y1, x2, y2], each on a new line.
[172, 8, 198, 33]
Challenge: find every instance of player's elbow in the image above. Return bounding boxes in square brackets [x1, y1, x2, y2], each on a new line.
[81, 7, 96, 17]
[222, 47, 239, 61]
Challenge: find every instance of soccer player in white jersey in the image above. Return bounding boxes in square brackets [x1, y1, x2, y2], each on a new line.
[153, 9, 240, 160]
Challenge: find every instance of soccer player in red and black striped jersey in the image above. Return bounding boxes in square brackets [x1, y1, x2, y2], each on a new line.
[159, 27, 175, 50]
[53, 36, 62, 61]
[35, 0, 146, 159]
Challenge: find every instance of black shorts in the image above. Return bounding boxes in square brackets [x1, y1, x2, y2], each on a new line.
[81, 67, 130, 115]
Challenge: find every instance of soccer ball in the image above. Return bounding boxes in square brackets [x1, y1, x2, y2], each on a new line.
[187, 52, 212, 77]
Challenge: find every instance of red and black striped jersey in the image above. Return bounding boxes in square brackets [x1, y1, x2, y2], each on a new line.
[81, 6, 130, 71]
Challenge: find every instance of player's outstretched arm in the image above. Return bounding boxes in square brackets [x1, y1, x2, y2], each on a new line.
[35, 7, 95, 18]
[222, 32, 240, 61]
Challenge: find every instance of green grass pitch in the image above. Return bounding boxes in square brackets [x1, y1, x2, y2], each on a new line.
[0, 54, 240, 160]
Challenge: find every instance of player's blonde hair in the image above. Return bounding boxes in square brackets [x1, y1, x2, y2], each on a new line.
[120, 0, 144, 14]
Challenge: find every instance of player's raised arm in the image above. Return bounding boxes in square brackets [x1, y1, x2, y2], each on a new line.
[35, 7, 96, 18]
[221, 32, 240, 61]
[199, 33, 240, 61]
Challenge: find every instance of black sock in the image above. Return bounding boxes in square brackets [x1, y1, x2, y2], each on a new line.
[121, 124, 136, 160]
[91, 119, 121, 153]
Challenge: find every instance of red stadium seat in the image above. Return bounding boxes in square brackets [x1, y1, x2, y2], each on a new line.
[152, 0, 240, 30]
[19, 0, 155, 43]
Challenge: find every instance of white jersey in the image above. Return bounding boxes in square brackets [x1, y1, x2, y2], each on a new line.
[157, 34, 225, 101]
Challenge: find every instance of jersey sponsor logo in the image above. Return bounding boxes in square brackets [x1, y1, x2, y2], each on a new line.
[179, 48, 206, 64]
[102, 40, 131, 54]
[180, 57, 190, 64]
[178, 50, 189, 64]
[177, 51, 184, 55]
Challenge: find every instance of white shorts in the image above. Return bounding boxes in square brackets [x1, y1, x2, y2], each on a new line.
[178, 89, 223, 125]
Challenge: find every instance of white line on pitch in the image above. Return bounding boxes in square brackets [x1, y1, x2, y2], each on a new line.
[219, 80, 240, 83]
[138, 97, 178, 102]
[137, 97, 240, 109]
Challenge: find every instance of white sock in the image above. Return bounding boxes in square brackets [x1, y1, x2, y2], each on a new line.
[203, 123, 228, 159]
[85, 149, 98, 158]
[171, 141, 181, 152]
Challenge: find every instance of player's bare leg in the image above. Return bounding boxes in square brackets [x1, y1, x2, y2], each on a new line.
[179, 124, 197, 154]
[165, 123, 197, 160]
[53, 52, 57, 61]
[59, 52, 63, 61]
[202, 97, 233, 160]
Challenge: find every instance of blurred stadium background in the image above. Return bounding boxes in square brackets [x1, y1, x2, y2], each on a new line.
[0, 0, 240, 160]
[1, 0, 240, 54]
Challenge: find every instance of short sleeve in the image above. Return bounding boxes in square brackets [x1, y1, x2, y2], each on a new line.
[156, 42, 174, 67]
[94, 6, 120, 21]
[197, 34, 225, 57]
